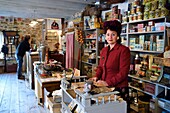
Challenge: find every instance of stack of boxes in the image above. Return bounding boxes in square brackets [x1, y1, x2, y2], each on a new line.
[112, 5, 122, 21]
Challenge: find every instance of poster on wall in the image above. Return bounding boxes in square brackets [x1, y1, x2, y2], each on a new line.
[47, 18, 61, 30]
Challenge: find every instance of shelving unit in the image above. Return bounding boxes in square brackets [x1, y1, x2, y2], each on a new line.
[128, 74, 170, 113]
[81, 28, 104, 78]
[126, 16, 170, 113]
[2, 31, 19, 72]
[42, 18, 62, 51]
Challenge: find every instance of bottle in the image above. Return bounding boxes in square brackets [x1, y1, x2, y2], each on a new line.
[45, 48, 49, 64]
[135, 54, 141, 73]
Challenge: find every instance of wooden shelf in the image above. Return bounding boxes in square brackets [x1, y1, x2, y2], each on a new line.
[128, 30, 164, 35]
[128, 16, 167, 24]
[130, 50, 164, 54]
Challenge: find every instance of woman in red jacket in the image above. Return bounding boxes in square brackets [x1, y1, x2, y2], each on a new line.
[91, 20, 131, 111]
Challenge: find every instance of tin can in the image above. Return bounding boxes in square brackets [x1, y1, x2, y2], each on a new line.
[136, 6, 142, 13]
[158, 0, 167, 9]
[144, 11, 149, 20]
[161, 7, 169, 17]
[155, 9, 161, 18]
[151, 1, 158, 11]
[147, 26, 151, 32]
[133, 14, 137, 21]
[149, 11, 155, 19]
[137, 12, 143, 20]
[145, 2, 151, 11]
[151, 26, 155, 31]
[128, 11, 131, 16]
[129, 15, 133, 22]
[131, 8, 136, 15]
[123, 16, 128, 23]
[133, 0, 140, 7]
[143, 0, 148, 5]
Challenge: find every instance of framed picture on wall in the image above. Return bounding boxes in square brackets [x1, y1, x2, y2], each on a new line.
[46, 18, 61, 30]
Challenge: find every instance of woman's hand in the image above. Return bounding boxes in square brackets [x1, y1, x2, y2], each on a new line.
[96, 80, 108, 87]
[89, 77, 98, 82]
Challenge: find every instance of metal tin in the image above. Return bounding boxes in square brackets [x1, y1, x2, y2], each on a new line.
[137, 12, 143, 20]
[133, 0, 140, 7]
[123, 16, 128, 23]
[149, 11, 155, 19]
[129, 15, 133, 22]
[161, 7, 169, 17]
[145, 2, 151, 11]
[131, 8, 136, 15]
[151, 26, 155, 31]
[158, 0, 166, 9]
[155, 9, 161, 18]
[144, 11, 149, 20]
[151, 1, 158, 11]
[147, 26, 151, 32]
[133, 14, 137, 21]
[136, 6, 142, 13]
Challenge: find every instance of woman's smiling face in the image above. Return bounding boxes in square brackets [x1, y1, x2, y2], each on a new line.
[105, 29, 118, 45]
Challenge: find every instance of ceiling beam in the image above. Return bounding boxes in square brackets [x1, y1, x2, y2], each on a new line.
[0, 0, 95, 19]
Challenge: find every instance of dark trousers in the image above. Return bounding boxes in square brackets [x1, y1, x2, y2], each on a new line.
[115, 87, 130, 113]
[15, 54, 23, 77]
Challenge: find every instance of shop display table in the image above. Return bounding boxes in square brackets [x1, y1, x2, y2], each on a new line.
[34, 62, 61, 105]
[61, 77, 127, 113]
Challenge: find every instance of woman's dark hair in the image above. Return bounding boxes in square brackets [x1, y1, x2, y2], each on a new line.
[24, 35, 30, 41]
[103, 20, 122, 44]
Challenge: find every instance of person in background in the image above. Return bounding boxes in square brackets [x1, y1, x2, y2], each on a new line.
[53, 42, 60, 54]
[15, 35, 31, 79]
[90, 20, 131, 112]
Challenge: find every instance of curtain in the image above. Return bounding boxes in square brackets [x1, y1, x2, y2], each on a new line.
[66, 32, 74, 68]
[0, 31, 4, 59]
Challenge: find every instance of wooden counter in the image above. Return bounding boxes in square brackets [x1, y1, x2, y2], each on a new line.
[34, 62, 61, 105]
[26, 51, 39, 89]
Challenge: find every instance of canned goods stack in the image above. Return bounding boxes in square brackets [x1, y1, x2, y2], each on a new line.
[111, 5, 122, 22]
[126, 0, 144, 22]
[143, 0, 170, 19]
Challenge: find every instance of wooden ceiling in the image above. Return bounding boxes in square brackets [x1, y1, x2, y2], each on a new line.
[0, 0, 96, 19]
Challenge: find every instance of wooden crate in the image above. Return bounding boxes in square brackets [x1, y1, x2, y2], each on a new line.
[0, 66, 4, 73]
[47, 97, 61, 113]
[6, 64, 17, 72]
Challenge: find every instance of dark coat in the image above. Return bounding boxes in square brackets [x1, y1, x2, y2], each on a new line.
[95, 43, 130, 87]
[15, 40, 30, 57]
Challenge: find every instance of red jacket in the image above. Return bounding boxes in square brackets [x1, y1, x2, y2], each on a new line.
[95, 43, 130, 87]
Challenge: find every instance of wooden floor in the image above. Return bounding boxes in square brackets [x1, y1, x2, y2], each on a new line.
[0, 73, 47, 113]
[0, 73, 138, 113]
